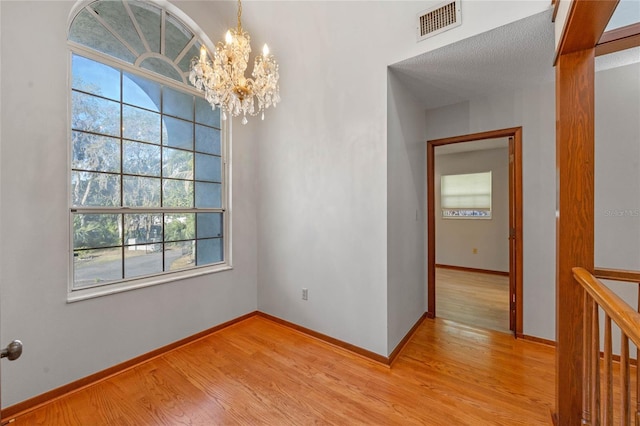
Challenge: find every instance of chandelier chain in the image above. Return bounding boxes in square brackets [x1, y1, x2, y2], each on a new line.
[237, 0, 242, 30]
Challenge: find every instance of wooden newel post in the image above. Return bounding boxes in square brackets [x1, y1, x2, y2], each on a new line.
[555, 47, 595, 426]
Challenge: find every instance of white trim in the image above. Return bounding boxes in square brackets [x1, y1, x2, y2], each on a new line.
[174, 36, 198, 66]
[69, 42, 202, 97]
[86, 4, 140, 57]
[124, 0, 152, 53]
[68, 0, 216, 54]
[134, 51, 187, 84]
[67, 0, 232, 301]
[223, 109, 233, 269]
[67, 264, 232, 303]
[160, 8, 166, 56]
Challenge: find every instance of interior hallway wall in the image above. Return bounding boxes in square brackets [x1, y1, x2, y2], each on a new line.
[248, 0, 550, 356]
[387, 70, 427, 352]
[594, 60, 640, 342]
[425, 83, 557, 341]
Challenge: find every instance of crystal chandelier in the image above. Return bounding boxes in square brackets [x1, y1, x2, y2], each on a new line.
[189, 0, 280, 124]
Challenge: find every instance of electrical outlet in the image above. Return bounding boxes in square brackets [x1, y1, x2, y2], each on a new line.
[472, 248, 478, 254]
[302, 288, 308, 300]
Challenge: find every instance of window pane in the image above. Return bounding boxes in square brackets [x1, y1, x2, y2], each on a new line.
[123, 176, 160, 207]
[162, 179, 193, 207]
[125, 244, 163, 279]
[195, 96, 220, 128]
[140, 57, 183, 82]
[92, 0, 146, 55]
[69, 9, 136, 63]
[72, 132, 120, 173]
[165, 241, 194, 271]
[73, 214, 122, 249]
[195, 182, 221, 208]
[164, 87, 193, 120]
[162, 116, 193, 149]
[74, 247, 123, 287]
[441, 172, 492, 209]
[163, 147, 193, 179]
[195, 125, 221, 155]
[197, 238, 223, 265]
[72, 171, 120, 207]
[195, 153, 221, 182]
[197, 213, 222, 239]
[72, 55, 120, 101]
[123, 73, 161, 111]
[165, 14, 193, 61]
[128, 2, 161, 53]
[124, 214, 162, 244]
[165, 214, 195, 241]
[72, 91, 120, 137]
[123, 141, 161, 177]
[123, 105, 161, 144]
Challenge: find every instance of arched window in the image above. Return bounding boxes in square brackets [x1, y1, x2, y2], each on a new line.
[68, 0, 229, 301]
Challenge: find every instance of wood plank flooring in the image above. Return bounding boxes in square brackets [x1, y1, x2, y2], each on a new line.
[436, 267, 510, 333]
[7, 316, 556, 425]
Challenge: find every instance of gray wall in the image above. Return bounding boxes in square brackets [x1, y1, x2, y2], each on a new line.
[435, 147, 510, 272]
[387, 71, 427, 352]
[0, 1, 258, 407]
[425, 83, 557, 341]
[595, 60, 640, 274]
[594, 60, 640, 333]
[248, 0, 547, 357]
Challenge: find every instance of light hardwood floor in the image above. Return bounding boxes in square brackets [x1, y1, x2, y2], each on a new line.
[436, 267, 510, 333]
[7, 316, 556, 425]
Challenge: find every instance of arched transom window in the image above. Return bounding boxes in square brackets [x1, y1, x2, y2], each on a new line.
[68, 0, 229, 301]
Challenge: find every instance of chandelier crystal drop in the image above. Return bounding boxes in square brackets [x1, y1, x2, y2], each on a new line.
[189, 0, 280, 124]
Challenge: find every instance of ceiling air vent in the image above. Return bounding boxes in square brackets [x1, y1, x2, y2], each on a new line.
[417, 0, 461, 42]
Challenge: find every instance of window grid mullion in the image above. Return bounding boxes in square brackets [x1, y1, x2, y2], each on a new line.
[120, 72, 126, 279]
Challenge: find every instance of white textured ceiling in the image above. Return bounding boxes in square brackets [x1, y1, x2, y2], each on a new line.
[390, 9, 555, 110]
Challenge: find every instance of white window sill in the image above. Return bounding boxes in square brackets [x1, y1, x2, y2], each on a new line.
[67, 264, 232, 303]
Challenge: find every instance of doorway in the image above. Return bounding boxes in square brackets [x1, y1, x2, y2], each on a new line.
[427, 127, 523, 336]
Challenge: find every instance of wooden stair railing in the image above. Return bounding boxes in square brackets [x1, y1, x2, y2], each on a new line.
[573, 267, 640, 425]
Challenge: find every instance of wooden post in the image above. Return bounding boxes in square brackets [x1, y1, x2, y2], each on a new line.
[555, 47, 595, 426]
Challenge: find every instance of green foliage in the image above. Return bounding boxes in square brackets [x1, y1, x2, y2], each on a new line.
[165, 214, 195, 242]
[74, 214, 120, 249]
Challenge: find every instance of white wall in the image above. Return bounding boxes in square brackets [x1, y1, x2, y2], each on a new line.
[435, 147, 509, 272]
[425, 83, 557, 340]
[594, 60, 640, 315]
[0, 1, 258, 408]
[595, 61, 640, 274]
[247, 1, 549, 356]
[387, 70, 426, 352]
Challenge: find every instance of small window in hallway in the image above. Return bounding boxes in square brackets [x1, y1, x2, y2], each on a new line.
[441, 171, 492, 218]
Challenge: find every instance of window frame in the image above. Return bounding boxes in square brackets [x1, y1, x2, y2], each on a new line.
[67, 43, 232, 303]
